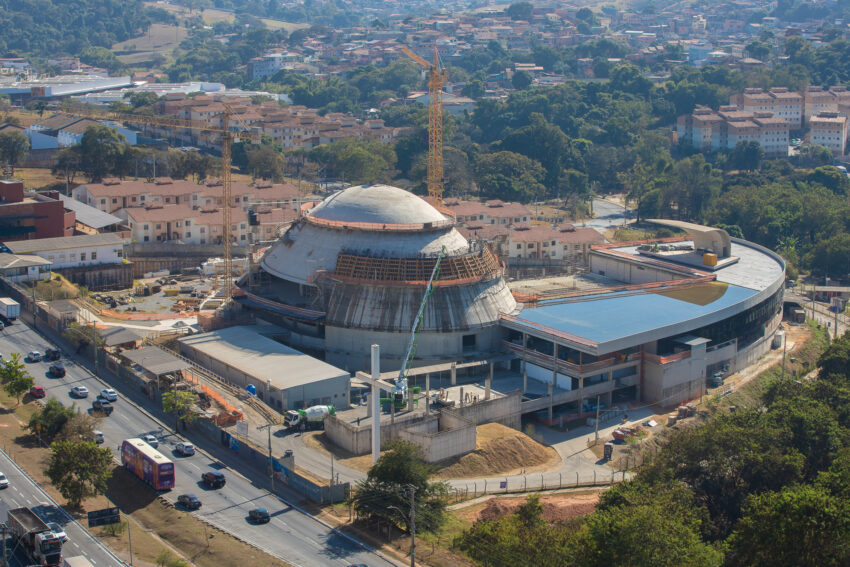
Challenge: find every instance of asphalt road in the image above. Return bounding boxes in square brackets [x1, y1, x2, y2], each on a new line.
[0, 450, 124, 567]
[0, 321, 395, 567]
[584, 198, 629, 229]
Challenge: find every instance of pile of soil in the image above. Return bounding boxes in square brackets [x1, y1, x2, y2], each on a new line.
[470, 493, 599, 524]
[434, 423, 560, 479]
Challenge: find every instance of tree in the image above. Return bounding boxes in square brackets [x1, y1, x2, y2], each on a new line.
[511, 70, 533, 90]
[461, 79, 485, 99]
[352, 441, 449, 534]
[474, 151, 546, 203]
[0, 130, 29, 174]
[728, 141, 764, 171]
[670, 154, 721, 221]
[25, 100, 48, 117]
[727, 485, 850, 567]
[57, 413, 98, 443]
[161, 390, 199, 431]
[618, 159, 656, 222]
[1, 353, 34, 406]
[246, 145, 286, 181]
[78, 125, 128, 182]
[52, 147, 81, 193]
[46, 440, 113, 508]
[808, 166, 850, 195]
[506, 1, 533, 21]
[28, 398, 77, 443]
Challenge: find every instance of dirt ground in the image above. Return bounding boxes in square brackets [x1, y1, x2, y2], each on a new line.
[0, 388, 292, 567]
[112, 23, 189, 65]
[305, 422, 560, 479]
[453, 491, 600, 524]
[14, 167, 63, 190]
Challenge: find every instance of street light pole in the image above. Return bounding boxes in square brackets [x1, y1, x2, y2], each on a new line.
[409, 486, 416, 567]
[258, 422, 275, 492]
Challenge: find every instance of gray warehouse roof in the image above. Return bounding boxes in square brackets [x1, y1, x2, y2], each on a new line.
[59, 195, 123, 229]
[178, 325, 349, 390]
[123, 346, 188, 376]
[5, 233, 125, 254]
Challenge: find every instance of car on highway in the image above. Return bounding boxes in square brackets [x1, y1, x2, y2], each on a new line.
[201, 471, 226, 489]
[92, 399, 114, 416]
[141, 434, 159, 448]
[48, 362, 65, 377]
[0, 472, 8, 489]
[46, 522, 68, 543]
[100, 388, 118, 402]
[44, 348, 61, 361]
[175, 442, 195, 456]
[29, 385, 46, 399]
[70, 386, 89, 398]
[26, 351, 42, 362]
[249, 508, 270, 524]
[94, 430, 104, 444]
[178, 494, 202, 510]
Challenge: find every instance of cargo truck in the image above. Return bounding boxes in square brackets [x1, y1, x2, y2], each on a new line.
[0, 297, 20, 320]
[284, 405, 335, 431]
[7, 506, 63, 566]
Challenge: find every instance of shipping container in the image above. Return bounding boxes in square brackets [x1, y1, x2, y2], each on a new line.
[121, 438, 175, 490]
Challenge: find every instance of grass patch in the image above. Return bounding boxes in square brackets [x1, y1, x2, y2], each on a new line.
[24, 273, 81, 301]
[14, 167, 63, 190]
[259, 18, 309, 31]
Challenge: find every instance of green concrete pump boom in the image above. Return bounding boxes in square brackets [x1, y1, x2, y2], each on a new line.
[395, 246, 446, 395]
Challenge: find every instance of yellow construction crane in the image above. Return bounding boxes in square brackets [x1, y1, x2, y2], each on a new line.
[65, 105, 259, 295]
[401, 45, 448, 206]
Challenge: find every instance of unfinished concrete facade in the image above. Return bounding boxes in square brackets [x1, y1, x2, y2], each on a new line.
[236, 184, 519, 370]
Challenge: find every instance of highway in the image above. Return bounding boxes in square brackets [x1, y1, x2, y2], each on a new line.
[0, 450, 124, 567]
[0, 320, 396, 567]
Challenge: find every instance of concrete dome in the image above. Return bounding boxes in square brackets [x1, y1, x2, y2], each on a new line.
[309, 184, 448, 225]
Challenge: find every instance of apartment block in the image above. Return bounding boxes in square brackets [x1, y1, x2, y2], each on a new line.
[677, 107, 789, 157]
[809, 112, 847, 156]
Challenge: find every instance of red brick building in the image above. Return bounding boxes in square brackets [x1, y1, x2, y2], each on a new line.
[0, 180, 75, 242]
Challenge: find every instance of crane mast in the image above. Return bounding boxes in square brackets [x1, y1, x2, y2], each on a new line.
[401, 45, 448, 206]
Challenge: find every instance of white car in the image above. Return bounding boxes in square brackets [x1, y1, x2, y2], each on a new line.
[141, 434, 159, 448]
[26, 351, 42, 362]
[46, 522, 67, 543]
[99, 388, 118, 402]
[70, 386, 89, 398]
[94, 430, 104, 444]
[175, 442, 195, 456]
[0, 472, 8, 489]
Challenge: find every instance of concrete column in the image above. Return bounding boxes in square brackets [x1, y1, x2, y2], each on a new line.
[459, 386, 464, 408]
[371, 344, 380, 465]
[425, 373, 430, 415]
[552, 343, 558, 389]
[486, 361, 492, 400]
[522, 333, 528, 393]
[451, 362, 457, 385]
[548, 382, 553, 420]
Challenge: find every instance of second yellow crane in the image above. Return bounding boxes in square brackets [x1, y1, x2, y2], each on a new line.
[401, 45, 448, 206]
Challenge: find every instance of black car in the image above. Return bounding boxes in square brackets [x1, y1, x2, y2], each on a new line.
[177, 494, 202, 510]
[44, 349, 61, 361]
[201, 471, 226, 488]
[48, 363, 65, 377]
[248, 508, 270, 523]
[92, 399, 114, 415]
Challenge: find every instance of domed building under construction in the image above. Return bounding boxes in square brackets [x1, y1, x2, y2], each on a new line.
[235, 184, 520, 370]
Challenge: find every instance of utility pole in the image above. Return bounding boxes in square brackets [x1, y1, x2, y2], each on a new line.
[408, 486, 416, 567]
[126, 513, 134, 566]
[780, 329, 788, 381]
[258, 422, 275, 491]
[594, 394, 601, 442]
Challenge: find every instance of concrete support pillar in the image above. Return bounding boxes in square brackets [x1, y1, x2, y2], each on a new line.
[451, 362, 457, 386]
[522, 366, 527, 394]
[408, 390, 414, 412]
[552, 343, 558, 389]
[486, 361, 492, 400]
[425, 373, 430, 415]
[548, 382, 553, 420]
[371, 344, 380, 465]
[460, 386, 464, 407]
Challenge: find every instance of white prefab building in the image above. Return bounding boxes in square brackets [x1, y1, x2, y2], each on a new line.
[178, 325, 351, 411]
[4, 233, 126, 269]
[0, 253, 52, 283]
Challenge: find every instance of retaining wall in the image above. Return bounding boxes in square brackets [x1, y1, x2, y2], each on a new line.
[451, 390, 522, 429]
[324, 413, 439, 455]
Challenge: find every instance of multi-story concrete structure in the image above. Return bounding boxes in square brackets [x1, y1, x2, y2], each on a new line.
[5, 233, 126, 269]
[734, 87, 803, 129]
[809, 112, 847, 156]
[804, 86, 839, 125]
[442, 199, 533, 226]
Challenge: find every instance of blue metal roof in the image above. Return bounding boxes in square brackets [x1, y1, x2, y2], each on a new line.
[515, 282, 758, 345]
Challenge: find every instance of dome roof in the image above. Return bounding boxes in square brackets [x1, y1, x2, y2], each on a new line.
[309, 184, 448, 226]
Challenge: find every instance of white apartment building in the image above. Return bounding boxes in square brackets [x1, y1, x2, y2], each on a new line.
[809, 112, 847, 156]
[508, 225, 606, 262]
[678, 107, 789, 157]
[4, 234, 126, 269]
